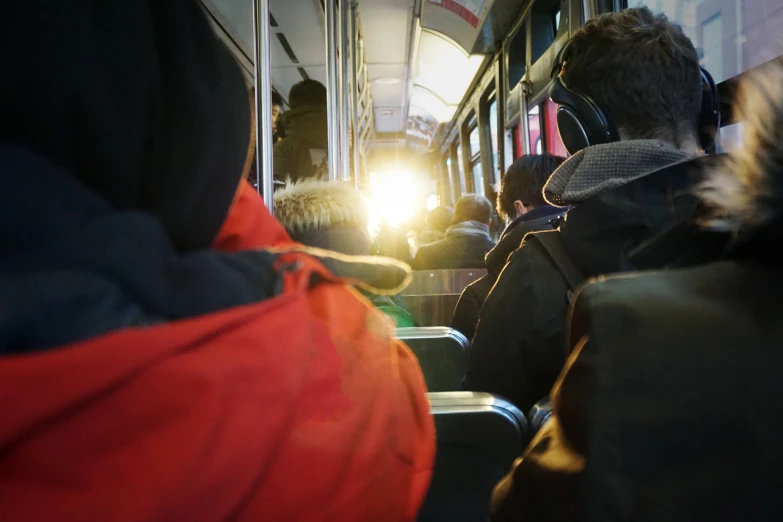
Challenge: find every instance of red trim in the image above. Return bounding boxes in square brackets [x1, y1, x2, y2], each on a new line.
[429, 0, 481, 28]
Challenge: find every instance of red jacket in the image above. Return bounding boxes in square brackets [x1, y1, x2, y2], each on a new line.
[0, 183, 435, 521]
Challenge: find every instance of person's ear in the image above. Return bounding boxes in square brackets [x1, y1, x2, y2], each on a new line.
[514, 200, 528, 216]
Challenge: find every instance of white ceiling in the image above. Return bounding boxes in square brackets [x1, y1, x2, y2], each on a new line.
[201, 0, 327, 102]
[359, 0, 415, 133]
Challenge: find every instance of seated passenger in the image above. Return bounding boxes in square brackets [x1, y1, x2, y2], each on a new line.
[274, 179, 418, 327]
[491, 61, 783, 522]
[412, 195, 496, 270]
[450, 154, 566, 340]
[0, 2, 434, 520]
[465, 7, 720, 413]
[273, 79, 329, 182]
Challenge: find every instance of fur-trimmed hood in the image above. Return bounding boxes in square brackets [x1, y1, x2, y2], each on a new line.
[701, 62, 783, 233]
[274, 179, 370, 237]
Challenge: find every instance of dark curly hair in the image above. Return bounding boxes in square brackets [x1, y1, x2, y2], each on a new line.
[497, 154, 565, 220]
[563, 7, 702, 147]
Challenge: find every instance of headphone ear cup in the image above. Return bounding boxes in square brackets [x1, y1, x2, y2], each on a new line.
[556, 106, 591, 155]
[698, 67, 721, 150]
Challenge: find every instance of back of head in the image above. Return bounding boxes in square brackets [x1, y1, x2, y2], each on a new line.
[273, 179, 371, 255]
[453, 194, 493, 225]
[288, 80, 327, 109]
[497, 154, 566, 220]
[1, 0, 250, 253]
[701, 62, 783, 241]
[563, 7, 702, 148]
[427, 207, 454, 233]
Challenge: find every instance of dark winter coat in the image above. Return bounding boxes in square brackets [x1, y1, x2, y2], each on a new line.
[273, 105, 329, 182]
[450, 206, 565, 340]
[465, 141, 721, 414]
[412, 221, 496, 270]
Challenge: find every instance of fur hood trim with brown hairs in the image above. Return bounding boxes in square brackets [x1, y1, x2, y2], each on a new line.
[273, 179, 371, 237]
[701, 62, 783, 232]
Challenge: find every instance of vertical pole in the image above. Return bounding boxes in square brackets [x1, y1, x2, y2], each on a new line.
[325, 0, 341, 181]
[252, 0, 274, 208]
[339, 0, 352, 183]
[350, 3, 361, 189]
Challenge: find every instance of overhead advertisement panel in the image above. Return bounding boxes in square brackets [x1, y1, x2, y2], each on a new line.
[427, 0, 487, 28]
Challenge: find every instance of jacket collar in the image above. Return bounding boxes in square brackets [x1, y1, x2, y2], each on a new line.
[446, 220, 491, 240]
[502, 205, 563, 239]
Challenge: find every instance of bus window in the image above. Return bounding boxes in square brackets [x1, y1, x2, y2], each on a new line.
[719, 122, 744, 153]
[554, 9, 561, 32]
[444, 156, 456, 204]
[543, 98, 569, 157]
[469, 123, 485, 196]
[528, 105, 543, 154]
[488, 98, 500, 185]
[626, 0, 783, 84]
[456, 143, 467, 194]
[531, 0, 564, 63]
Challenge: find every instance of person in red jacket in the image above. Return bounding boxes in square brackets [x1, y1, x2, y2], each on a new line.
[0, 1, 435, 521]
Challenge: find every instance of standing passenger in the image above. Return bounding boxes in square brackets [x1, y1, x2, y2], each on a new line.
[451, 154, 566, 340]
[466, 7, 720, 413]
[273, 79, 329, 182]
[412, 195, 496, 270]
[0, 2, 434, 520]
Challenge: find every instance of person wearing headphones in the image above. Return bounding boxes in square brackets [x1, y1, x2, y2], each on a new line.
[464, 6, 722, 416]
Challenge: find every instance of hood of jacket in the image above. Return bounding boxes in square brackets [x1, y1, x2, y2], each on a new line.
[446, 220, 492, 240]
[485, 205, 565, 276]
[544, 140, 693, 206]
[273, 179, 372, 256]
[280, 105, 329, 149]
[557, 152, 722, 277]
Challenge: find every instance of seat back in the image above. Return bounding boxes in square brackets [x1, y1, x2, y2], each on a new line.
[396, 327, 469, 392]
[419, 392, 529, 522]
[400, 269, 487, 326]
[528, 397, 553, 434]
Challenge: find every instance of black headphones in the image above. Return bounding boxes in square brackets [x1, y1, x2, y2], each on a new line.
[548, 40, 721, 155]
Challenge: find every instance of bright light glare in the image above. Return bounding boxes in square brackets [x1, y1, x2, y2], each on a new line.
[370, 170, 417, 227]
[426, 194, 439, 211]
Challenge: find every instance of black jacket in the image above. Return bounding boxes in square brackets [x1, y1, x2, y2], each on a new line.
[450, 206, 565, 340]
[464, 156, 717, 413]
[412, 221, 496, 270]
[490, 225, 781, 521]
[273, 105, 329, 182]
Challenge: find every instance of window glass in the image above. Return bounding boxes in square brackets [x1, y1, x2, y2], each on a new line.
[472, 161, 485, 197]
[627, 0, 783, 84]
[719, 122, 744, 152]
[543, 98, 569, 157]
[489, 99, 500, 184]
[456, 144, 467, 194]
[554, 9, 561, 32]
[469, 124, 481, 157]
[528, 105, 543, 154]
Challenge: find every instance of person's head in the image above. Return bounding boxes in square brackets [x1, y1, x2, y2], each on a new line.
[453, 195, 494, 226]
[288, 79, 327, 110]
[426, 207, 454, 234]
[561, 7, 702, 152]
[2, 0, 252, 253]
[497, 154, 566, 221]
[271, 91, 284, 132]
[273, 179, 372, 256]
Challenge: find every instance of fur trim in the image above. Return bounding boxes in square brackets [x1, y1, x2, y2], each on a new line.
[701, 63, 783, 231]
[273, 179, 371, 236]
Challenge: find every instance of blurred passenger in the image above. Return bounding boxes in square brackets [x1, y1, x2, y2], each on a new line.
[273, 79, 329, 182]
[491, 60, 783, 522]
[451, 154, 566, 340]
[271, 90, 284, 142]
[274, 179, 418, 327]
[466, 7, 720, 413]
[409, 206, 454, 256]
[0, 1, 434, 520]
[412, 195, 496, 270]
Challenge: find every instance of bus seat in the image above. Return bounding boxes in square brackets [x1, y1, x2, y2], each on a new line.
[528, 397, 553, 434]
[397, 327, 469, 392]
[400, 269, 487, 326]
[419, 392, 529, 522]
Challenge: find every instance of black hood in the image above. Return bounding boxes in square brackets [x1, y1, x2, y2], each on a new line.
[0, 0, 251, 253]
[485, 206, 565, 275]
[560, 155, 725, 276]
